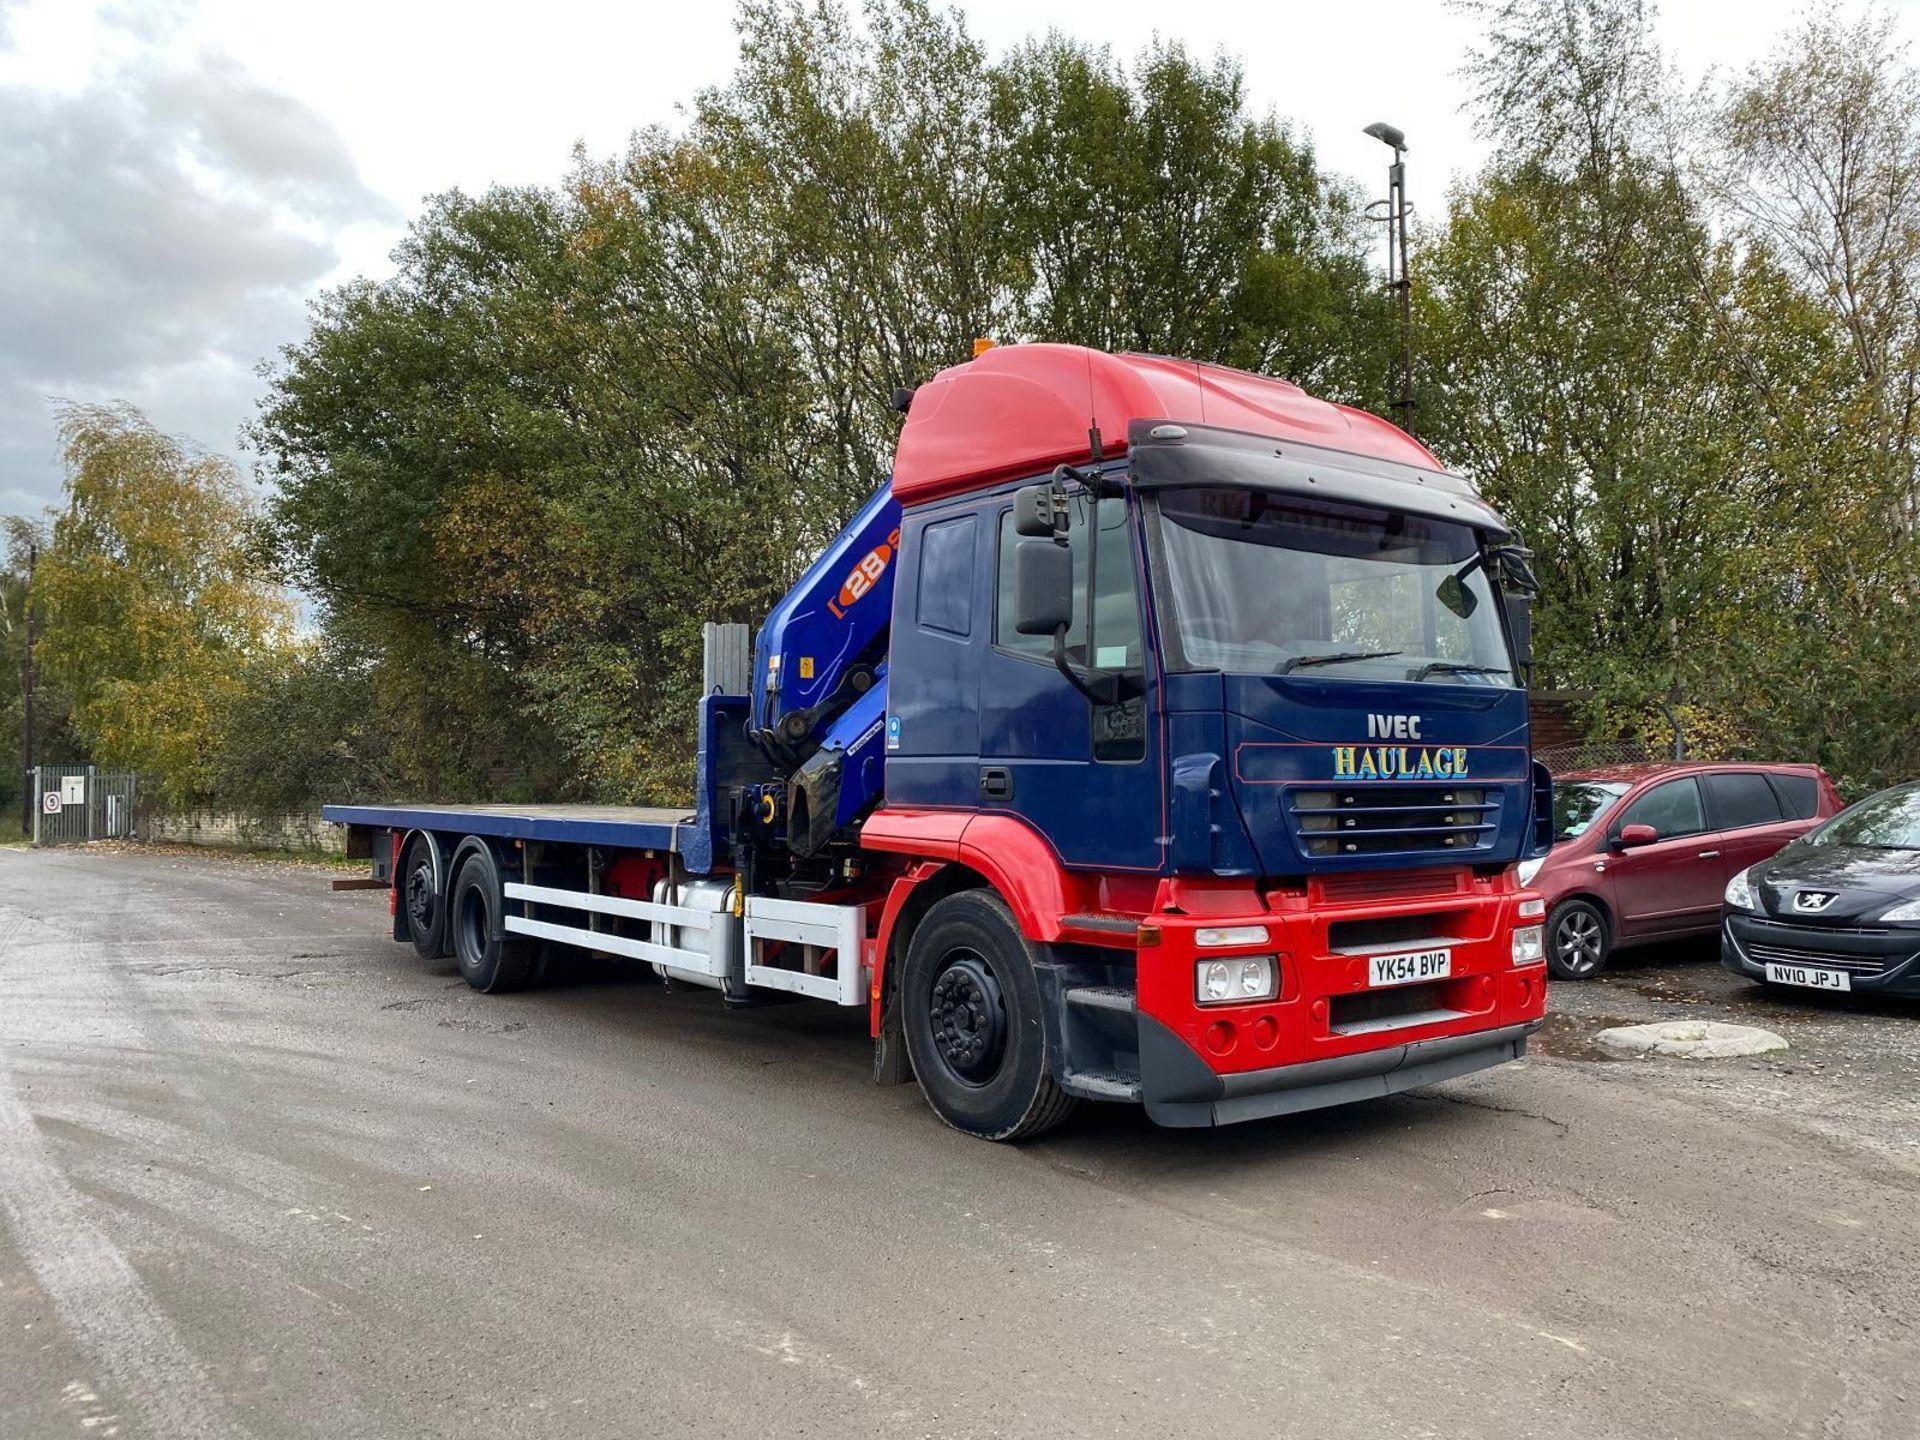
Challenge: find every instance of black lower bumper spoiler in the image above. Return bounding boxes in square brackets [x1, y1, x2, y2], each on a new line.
[1140, 1017, 1542, 1128]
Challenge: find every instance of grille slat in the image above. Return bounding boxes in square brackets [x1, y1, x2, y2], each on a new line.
[1288, 784, 1501, 858]
[1318, 871, 1463, 903]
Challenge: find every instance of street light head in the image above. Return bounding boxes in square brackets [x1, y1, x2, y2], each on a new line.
[1363, 121, 1407, 152]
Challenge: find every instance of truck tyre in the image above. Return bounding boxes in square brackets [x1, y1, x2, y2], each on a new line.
[1547, 898, 1610, 980]
[449, 844, 537, 994]
[900, 890, 1077, 1141]
[401, 832, 450, 961]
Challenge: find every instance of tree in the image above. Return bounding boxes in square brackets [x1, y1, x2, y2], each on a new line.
[252, 0, 1387, 807]
[36, 403, 293, 805]
[992, 35, 1387, 400]
[1716, 4, 1920, 551]
[1425, 2, 1754, 696]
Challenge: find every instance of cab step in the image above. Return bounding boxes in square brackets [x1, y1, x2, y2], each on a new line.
[1063, 1067, 1143, 1102]
[1063, 984, 1137, 1014]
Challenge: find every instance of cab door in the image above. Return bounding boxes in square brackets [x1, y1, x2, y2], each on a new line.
[977, 490, 1164, 872]
[1604, 776, 1728, 938]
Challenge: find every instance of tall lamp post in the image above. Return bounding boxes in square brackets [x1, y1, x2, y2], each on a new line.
[1364, 121, 1415, 435]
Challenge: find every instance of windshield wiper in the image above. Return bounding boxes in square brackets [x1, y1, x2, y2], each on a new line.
[1411, 661, 1510, 680]
[1278, 649, 1404, 674]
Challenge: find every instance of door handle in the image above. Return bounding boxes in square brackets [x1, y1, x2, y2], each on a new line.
[1697, 849, 1721, 859]
[979, 766, 1013, 801]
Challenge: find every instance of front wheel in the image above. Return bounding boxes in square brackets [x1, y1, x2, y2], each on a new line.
[1547, 898, 1611, 980]
[900, 890, 1076, 1141]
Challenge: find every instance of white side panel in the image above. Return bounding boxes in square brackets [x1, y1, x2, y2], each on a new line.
[742, 896, 867, 1007]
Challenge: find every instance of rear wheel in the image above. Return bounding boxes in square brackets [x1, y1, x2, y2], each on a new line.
[1547, 898, 1611, 980]
[401, 833, 449, 961]
[449, 844, 537, 994]
[900, 890, 1076, 1141]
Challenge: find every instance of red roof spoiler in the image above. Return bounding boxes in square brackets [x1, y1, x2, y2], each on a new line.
[891, 344, 1442, 506]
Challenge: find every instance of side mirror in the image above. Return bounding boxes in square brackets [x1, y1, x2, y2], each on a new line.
[1013, 483, 1060, 538]
[1614, 823, 1658, 850]
[1504, 592, 1533, 669]
[1013, 540, 1073, 635]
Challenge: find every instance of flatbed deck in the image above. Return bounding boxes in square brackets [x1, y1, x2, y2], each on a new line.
[321, 803, 698, 855]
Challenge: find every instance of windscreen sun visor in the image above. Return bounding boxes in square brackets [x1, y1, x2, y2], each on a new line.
[1126, 419, 1509, 540]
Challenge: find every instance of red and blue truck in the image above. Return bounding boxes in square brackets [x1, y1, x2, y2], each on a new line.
[325, 343, 1553, 1140]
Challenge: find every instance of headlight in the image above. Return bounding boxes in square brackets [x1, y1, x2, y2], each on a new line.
[1724, 867, 1758, 911]
[1511, 924, 1545, 966]
[1880, 897, 1920, 921]
[1517, 857, 1544, 886]
[1196, 955, 1278, 1005]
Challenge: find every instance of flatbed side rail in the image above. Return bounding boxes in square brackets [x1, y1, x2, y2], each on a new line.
[503, 882, 734, 981]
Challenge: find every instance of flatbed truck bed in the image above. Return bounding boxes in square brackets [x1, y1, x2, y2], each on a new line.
[322, 803, 697, 856]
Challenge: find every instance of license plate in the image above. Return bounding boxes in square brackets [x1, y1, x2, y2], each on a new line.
[1368, 947, 1452, 988]
[1764, 962, 1852, 992]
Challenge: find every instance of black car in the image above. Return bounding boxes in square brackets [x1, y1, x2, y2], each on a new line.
[1721, 782, 1920, 997]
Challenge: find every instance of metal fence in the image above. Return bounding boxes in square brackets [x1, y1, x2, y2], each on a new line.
[1535, 740, 1667, 775]
[29, 765, 139, 845]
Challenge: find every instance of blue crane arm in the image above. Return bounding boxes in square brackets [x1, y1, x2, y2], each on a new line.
[749, 483, 901, 753]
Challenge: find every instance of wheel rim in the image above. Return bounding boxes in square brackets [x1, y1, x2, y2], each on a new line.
[406, 857, 437, 935]
[927, 950, 1008, 1087]
[1555, 911, 1603, 973]
[456, 883, 489, 965]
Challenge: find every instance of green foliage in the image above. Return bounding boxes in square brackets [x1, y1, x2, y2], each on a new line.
[36, 404, 292, 807]
[0, 519, 85, 818]
[1424, 0, 1920, 793]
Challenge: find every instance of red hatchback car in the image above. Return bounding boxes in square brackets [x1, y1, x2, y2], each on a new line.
[1521, 762, 1844, 979]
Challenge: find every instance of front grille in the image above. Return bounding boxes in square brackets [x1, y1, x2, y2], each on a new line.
[1750, 919, 1892, 938]
[1289, 785, 1500, 859]
[1318, 870, 1464, 903]
[1743, 943, 1905, 977]
[1329, 981, 1464, 1034]
[1328, 912, 1467, 953]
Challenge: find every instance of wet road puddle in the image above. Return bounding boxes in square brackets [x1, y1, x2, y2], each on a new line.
[1533, 1010, 1637, 1061]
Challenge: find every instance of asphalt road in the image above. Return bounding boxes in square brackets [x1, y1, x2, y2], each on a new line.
[2, 847, 1916, 1440]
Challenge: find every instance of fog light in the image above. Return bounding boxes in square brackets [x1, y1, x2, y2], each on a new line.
[1512, 924, 1545, 966]
[1196, 925, 1269, 948]
[1196, 954, 1278, 1005]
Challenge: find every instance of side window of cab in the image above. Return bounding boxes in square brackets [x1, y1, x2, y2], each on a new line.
[992, 495, 1142, 669]
[992, 491, 1147, 762]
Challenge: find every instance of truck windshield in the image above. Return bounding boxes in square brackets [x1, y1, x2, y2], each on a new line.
[1147, 488, 1516, 684]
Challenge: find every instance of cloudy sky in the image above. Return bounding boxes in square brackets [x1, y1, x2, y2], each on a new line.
[3, 0, 1912, 515]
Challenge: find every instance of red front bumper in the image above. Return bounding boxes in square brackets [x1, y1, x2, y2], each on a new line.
[1133, 872, 1547, 1126]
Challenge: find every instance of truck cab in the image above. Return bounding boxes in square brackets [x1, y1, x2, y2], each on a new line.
[852, 346, 1551, 1133]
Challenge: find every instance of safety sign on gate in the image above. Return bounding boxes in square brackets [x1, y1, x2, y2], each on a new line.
[42, 791, 60, 814]
[60, 775, 85, 804]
